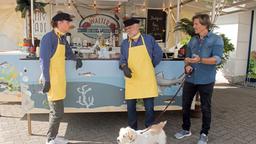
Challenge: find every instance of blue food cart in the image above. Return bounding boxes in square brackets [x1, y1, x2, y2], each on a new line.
[0, 52, 189, 134]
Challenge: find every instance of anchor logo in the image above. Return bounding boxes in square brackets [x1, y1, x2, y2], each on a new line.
[76, 85, 94, 108]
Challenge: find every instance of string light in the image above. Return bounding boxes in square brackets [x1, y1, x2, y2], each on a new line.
[67, 0, 71, 8]
[142, 0, 146, 11]
[117, 1, 121, 13]
[55, 2, 58, 7]
[180, 0, 183, 8]
[93, 0, 97, 9]
[168, 0, 172, 12]
[162, 1, 166, 11]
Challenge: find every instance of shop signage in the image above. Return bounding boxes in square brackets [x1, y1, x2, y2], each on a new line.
[34, 12, 50, 39]
[78, 14, 120, 39]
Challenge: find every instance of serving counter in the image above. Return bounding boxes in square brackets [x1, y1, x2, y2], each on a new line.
[0, 52, 191, 134]
[20, 58, 185, 113]
[0, 52, 186, 112]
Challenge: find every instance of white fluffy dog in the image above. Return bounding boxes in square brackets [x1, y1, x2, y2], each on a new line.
[117, 121, 167, 144]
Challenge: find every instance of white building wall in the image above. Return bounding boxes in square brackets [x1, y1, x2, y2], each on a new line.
[215, 11, 252, 83]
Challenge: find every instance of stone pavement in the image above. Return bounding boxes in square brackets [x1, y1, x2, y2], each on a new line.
[1, 84, 256, 144]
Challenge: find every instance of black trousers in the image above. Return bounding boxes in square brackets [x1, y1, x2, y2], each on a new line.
[182, 81, 214, 135]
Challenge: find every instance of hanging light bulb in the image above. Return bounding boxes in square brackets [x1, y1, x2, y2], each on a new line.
[67, 0, 71, 9]
[93, 0, 97, 9]
[142, 0, 146, 11]
[168, 0, 172, 12]
[162, 1, 166, 11]
[54, 0, 58, 6]
[117, 1, 121, 13]
[180, 0, 183, 8]
[142, 5, 146, 11]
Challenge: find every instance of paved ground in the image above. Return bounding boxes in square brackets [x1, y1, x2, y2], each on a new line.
[1, 84, 256, 144]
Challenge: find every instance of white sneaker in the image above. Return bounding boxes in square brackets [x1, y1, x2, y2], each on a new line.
[46, 137, 68, 144]
[54, 137, 68, 144]
[46, 140, 56, 144]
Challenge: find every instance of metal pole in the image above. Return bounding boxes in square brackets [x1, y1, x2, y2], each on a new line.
[245, 10, 255, 83]
[31, 0, 34, 46]
[50, 2, 53, 19]
[175, 0, 180, 47]
[24, 14, 28, 38]
[27, 113, 32, 135]
[177, 0, 180, 21]
[211, 0, 216, 23]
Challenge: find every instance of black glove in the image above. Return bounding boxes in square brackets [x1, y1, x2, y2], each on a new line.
[184, 65, 193, 75]
[76, 59, 83, 70]
[43, 81, 50, 93]
[122, 65, 132, 78]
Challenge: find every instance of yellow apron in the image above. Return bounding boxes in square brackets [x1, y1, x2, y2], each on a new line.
[125, 36, 158, 100]
[47, 32, 66, 101]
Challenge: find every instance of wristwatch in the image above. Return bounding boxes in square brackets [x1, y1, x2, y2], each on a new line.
[199, 57, 202, 63]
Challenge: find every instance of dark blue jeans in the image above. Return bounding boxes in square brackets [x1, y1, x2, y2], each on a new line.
[126, 98, 155, 130]
[182, 81, 214, 135]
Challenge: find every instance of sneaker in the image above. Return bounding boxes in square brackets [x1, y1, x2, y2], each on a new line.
[46, 137, 68, 144]
[55, 137, 69, 144]
[46, 140, 56, 144]
[174, 129, 192, 139]
[197, 133, 208, 144]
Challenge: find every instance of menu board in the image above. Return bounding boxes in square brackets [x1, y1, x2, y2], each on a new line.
[147, 9, 167, 42]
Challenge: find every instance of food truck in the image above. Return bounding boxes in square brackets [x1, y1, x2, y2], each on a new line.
[0, 0, 201, 134]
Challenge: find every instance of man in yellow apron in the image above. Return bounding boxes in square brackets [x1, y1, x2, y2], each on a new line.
[40, 12, 82, 144]
[119, 18, 163, 130]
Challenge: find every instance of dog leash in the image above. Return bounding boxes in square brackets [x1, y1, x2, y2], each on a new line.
[140, 75, 186, 134]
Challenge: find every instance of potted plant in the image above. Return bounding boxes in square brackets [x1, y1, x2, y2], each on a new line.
[15, 0, 47, 37]
[248, 51, 256, 82]
[174, 18, 234, 69]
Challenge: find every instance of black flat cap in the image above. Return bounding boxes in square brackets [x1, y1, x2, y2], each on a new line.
[52, 12, 73, 22]
[123, 18, 140, 27]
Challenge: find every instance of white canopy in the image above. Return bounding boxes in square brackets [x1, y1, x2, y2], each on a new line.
[0, 3, 24, 51]
[1, 0, 256, 51]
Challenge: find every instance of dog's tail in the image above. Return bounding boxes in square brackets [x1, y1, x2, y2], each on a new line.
[159, 121, 167, 129]
[148, 121, 167, 135]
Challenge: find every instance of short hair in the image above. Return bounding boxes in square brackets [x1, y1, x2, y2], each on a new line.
[192, 14, 212, 30]
[51, 20, 58, 28]
[51, 11, 72, 28]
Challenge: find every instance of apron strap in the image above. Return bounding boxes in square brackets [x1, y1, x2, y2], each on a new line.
[129, 35, 145, 48]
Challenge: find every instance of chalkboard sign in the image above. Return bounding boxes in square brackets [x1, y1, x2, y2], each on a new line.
[147, 9, 167, 42]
